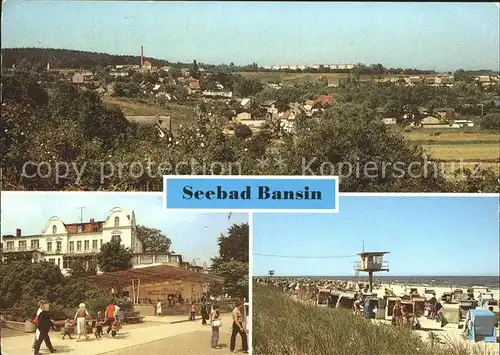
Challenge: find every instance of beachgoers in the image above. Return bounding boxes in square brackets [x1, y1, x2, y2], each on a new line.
[33, 301, 57, 355]
[353, 297, 363, 316]
[210, 304, 222, 349]
[105, 300, 117, 335]
[230, 300, 248, 353]
[74, 302, 91, 341]
[393, 300, 404, 328]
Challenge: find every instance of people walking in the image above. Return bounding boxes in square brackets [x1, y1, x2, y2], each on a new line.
[31, 300, 44, 351]
[105, 300, 117, 335]
[201, 301, 209, 325]
[74, 303, 90, 341]
[33, 301, 57, 355]
[229, 300, 248, 353]
[210, 304, 222, 349]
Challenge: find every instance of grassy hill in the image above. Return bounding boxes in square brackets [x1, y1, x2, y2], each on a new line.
[253, 284, 496, 355]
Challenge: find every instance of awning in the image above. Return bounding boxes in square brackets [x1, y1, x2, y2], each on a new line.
[84, 264, 223, 288]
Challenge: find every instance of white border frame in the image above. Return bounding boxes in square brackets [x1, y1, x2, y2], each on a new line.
[162, 175, 340, 213]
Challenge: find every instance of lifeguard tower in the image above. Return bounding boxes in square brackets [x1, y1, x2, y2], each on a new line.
[353, 251, 390, 293]
[268, 270, 275, 277]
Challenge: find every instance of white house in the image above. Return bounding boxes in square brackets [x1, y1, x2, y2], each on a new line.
[1, 207, 204, 275]
[451, 120, 474, 128]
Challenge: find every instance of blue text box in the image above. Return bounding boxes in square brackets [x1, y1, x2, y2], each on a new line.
[163, 176, 339, 213]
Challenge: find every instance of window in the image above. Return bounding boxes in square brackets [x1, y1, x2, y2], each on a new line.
[19, 241, 26, 250]
[56, 241, 62, 252]
[84, 240, 89, 251]
[77, 225, 83, 233]
[57, 258, 61, 266]
[31, 240, 39, 249]
[7, 241, 14, 250]
[100, 239, 103, 247]
[77, 241, 82, 251]
[114, 217, 119, 227]
[111, 235, 121, 243]
[49, 258, 55, 263]
[69, 241, 74, 251]
[92, 240, 98, 250]
[52, 225, 57, 234]
[47, 242, 52, 252]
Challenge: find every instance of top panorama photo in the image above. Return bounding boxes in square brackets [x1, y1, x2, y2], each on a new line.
[1, 2, 499, 192]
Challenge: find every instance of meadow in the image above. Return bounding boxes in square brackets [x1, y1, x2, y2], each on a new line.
[253, 284, 498, 355]
[398, 128, 500, 176]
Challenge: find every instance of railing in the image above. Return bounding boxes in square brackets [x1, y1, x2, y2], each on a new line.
[353, 261, 389, 272]
[64, 249, 100, 255]
[2, 246, 42, 252]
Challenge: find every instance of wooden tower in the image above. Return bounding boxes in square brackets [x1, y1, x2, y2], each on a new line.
[353, 251, 389, 293]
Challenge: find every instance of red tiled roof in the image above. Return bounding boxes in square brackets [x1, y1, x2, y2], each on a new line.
[315, 95, 335, 105]
[188, 80, 200, 89]
[282, 110, 292, 120]
[65, 221, 104, 233]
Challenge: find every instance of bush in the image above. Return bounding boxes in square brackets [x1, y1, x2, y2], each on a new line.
[480, 113, 500, 130]
[0, 261, 108, 321]
[234, 124, 253, 139]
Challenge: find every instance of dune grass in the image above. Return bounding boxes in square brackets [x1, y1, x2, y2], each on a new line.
[252, 284, 498, 355]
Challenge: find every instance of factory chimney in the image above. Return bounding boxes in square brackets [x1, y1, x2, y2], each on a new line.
[140, 45, 144, 68]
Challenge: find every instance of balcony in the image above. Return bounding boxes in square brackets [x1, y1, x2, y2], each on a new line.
[44, 249, 64, 255]
[2, 246, 43, 253]
[65, 249, 100, 255]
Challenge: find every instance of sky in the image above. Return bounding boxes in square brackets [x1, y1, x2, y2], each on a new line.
[1, 1, 499, 71]
[253, 195, 500, 277]
[0, 192, 248, 267]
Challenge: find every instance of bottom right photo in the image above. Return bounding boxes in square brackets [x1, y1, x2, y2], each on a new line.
[252, 195, 499, 355]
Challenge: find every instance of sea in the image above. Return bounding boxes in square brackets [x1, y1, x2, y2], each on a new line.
[278, 276, 500, 288]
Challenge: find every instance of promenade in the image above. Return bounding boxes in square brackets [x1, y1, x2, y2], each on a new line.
[1, 314, 247, 355]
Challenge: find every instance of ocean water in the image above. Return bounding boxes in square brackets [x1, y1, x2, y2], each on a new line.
[278, 276, 500, 288]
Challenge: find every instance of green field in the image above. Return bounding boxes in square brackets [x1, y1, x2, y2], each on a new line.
[398, 128, 500, 176]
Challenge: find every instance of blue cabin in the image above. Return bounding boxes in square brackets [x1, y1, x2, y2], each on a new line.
[464, 309, 497, 343]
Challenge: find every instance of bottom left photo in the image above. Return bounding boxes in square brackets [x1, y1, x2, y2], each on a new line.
[0, 192, 250, 355]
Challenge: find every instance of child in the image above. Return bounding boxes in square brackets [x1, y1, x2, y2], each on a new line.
[61, 319, 74, 339]
[190, 302, 196, 321]
[94, 311, 104, 339]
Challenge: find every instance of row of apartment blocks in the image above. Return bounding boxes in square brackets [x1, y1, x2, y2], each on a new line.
[262, 64, 356, 71]
[0, 207, 206, 275]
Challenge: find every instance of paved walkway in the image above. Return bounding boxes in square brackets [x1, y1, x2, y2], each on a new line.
[1, 314, 250, 355]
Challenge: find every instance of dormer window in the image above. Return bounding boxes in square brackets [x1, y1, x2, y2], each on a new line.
[114, 217, 119, 227]
[77, 225, 83, 233]
[52, 225, 57, 235]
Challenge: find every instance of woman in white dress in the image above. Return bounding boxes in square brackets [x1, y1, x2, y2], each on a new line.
[74, 303, 90, 341]
[156, 299, 162, 316]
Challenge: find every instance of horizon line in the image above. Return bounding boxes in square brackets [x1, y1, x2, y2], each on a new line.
[2, 46, 499, 73]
